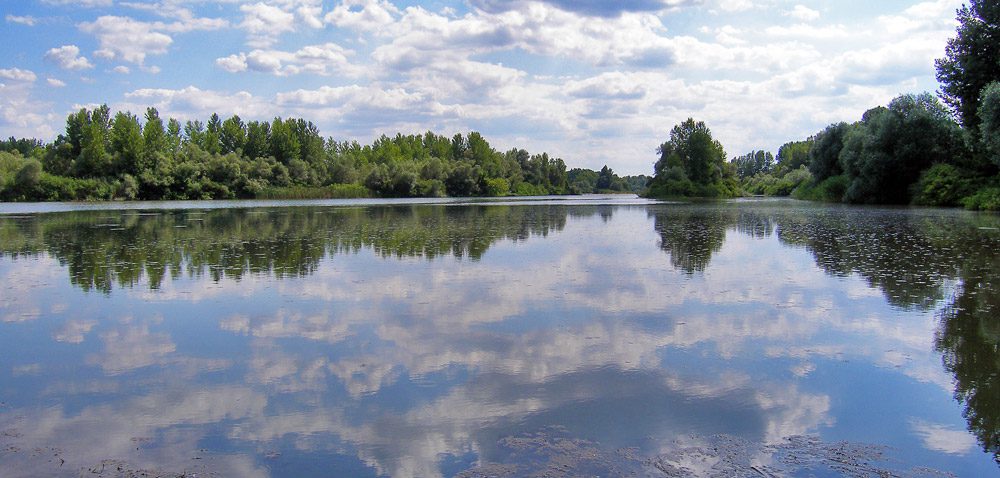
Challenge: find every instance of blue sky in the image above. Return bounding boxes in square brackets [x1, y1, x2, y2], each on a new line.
[0, 0, 964, 174]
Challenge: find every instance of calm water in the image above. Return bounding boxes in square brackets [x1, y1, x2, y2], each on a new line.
[0, 196, 998, 477]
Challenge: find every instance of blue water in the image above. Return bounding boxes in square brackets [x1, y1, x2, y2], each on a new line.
[0, 196, 997, 477]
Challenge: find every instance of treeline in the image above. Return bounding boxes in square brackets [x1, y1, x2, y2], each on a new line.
[0, 108, 642, 202]
[730, 2, 1000, 210]
[729, 91, 1000, 210]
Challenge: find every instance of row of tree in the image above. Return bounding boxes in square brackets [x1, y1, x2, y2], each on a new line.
[644, 1, 1000, 209]
[720, 1, 1000, 210]
[0, 109, 645, 202]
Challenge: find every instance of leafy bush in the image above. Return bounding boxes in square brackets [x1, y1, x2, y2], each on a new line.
[793, 174, 850, 202]
[484, 177, 511, 197]
[257, 184, 370, 199]
[513, 182, 547, 196]
[743, 167, 813, 197]
[962, 187, 1000, 211]
[911, 164, 978, 207]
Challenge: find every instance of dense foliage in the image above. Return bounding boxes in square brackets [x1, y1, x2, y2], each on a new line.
[644, 118, 739, 198]
[936, 0, 1000, 130]
[728, 2, 1000, 210]
[0, 106, 654, 202]
[567, 166, 647, 194]
[0, 106, 590, 201]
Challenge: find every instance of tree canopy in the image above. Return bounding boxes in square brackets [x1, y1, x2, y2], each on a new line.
[646, 118, 737, 198]
[936, 0, 1000, 129]
[0, 105, 598, 202]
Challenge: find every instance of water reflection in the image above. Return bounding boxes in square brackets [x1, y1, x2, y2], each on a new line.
[0, 199, 998, 476]
[649, 206, 730, 274]
[0, 205, 568, 293]
[935, 235, 1000, 463]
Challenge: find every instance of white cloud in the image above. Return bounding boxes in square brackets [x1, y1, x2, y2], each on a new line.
[46, 78, 67, 88]
[118, 2, 230, 33]
[277, 84, 426, 110]
[122, 85, 273, 121]
[910, 420, 978, 455]
[216, 53, 248, 73]
[786, 5, 820, 22]
[715, 0, 755, 13]
[53, 319, 97, 343]
[44, 45, 95, 70]
[879, 0, 961, 35]
[0, 68, 37, 82]
[6, 14, 37, 26]
[239, 3, 297, 47]
[80, 16, 173, 65]
[216, 43, 360, 77]
[5, 0, 974, 173]
[325, 0, 401, 32]
[113, 65, 131, 74]
[78, 10, 227, 66]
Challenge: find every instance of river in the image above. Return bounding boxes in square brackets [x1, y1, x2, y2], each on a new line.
[0, 196, 997, 477]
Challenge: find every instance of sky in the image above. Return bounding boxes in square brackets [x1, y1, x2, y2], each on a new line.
[0, 0, 965, 175]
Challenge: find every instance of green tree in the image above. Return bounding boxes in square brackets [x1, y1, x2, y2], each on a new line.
[808, 123, 850, 182]
[74, 105, 113, 177]
[220, 115, 246, 155]
[269, 117, 300, 166]
[203, 113, 222, 154]
[980, 81, 1000, 166]
[143, 108, 167, 165]
[655, 118, 726, 185]
[936, 0, 1000, 129]
[184, 120, 206, 149]
[776, 140, 812, 174]
[567, 167, 599, 194]
[648, 118, 732, 197]
[840, 93, 966, 204]
[166, 118, 182, 157]
[244, 120, 270, 160]
[0, 137, 43, 157]
[731, 150, 774, 179]
[446, 162, 480, 196]
[109, 111, 145, 176]
[596, 165, 615, 190]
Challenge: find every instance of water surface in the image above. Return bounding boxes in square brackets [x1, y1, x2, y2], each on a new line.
[0, 197, 997, 477]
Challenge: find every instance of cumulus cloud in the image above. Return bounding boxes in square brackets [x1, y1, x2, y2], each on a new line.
[0, 68, 37, 82]
[80, 16, 173, 65]
[471, 0, 692, 17]
[786, 5, 820, 21]
[215, 43, 360, 77]
[46, 78, 67, 88]
[11, 0, 973, 173]
[239, 2, 297, 47]
[122, 85, 273, 120]
[78, 11, 226, 66]
[325, 0, 401, 32]
[44, 45, 95, 70]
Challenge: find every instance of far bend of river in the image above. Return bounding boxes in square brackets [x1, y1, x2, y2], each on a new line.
[1, 196, 998, 477]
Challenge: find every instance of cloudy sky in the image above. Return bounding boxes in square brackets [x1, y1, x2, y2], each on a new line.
[0, 0, 964, 174]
